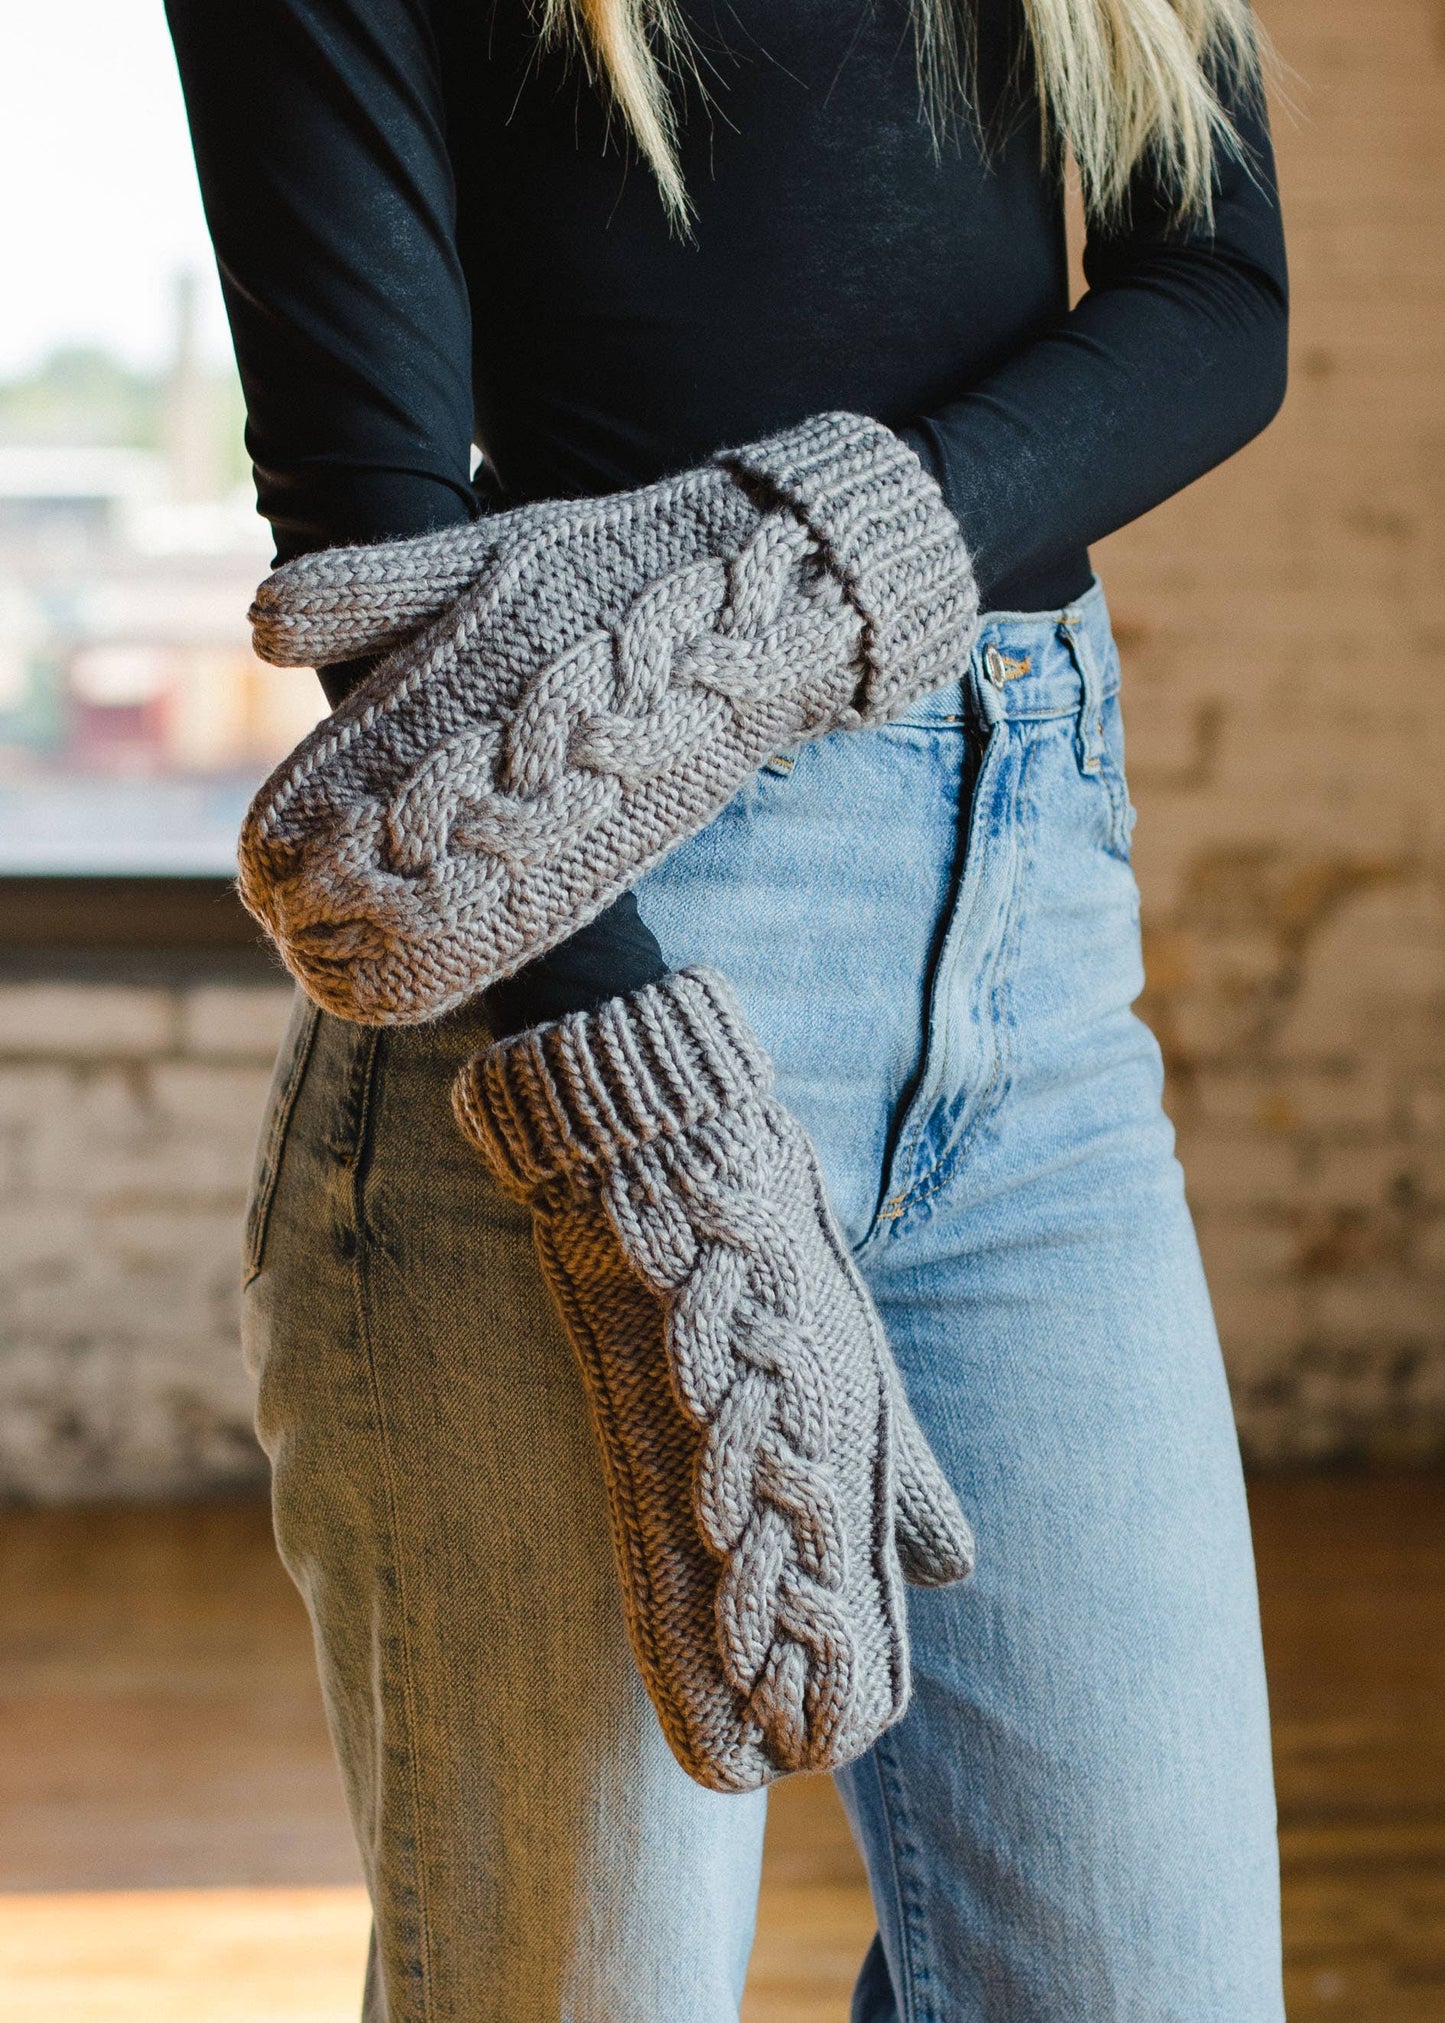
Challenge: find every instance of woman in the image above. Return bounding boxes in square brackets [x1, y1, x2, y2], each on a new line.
[167, 0, 1289, 2013]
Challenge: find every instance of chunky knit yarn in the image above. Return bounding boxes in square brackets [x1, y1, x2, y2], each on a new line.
[453, 968, 974, 1791]
[239, 411, 980, 1024]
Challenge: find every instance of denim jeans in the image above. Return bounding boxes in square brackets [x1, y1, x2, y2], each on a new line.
[243, 578, 1284, 2022]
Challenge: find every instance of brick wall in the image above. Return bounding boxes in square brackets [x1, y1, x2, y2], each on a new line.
[1094, 0, 1445, 1460]
[0, 976, 289, 1499]
[0, 0, 1441, 1497]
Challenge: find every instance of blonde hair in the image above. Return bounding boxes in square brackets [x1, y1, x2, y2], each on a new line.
[535, 0, 1263, 229]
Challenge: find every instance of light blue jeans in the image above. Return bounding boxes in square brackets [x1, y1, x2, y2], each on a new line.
[243, 578, 1284, 2021]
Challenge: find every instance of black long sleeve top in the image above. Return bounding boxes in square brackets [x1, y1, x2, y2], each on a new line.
[166, 0, 1287, 614]
[167, 0, 1287, 1030]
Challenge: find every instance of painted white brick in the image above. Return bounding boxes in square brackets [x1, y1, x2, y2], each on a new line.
[1190, 1211, 1300, 1282]
[6, 0, 1445, 1484]
[1415, 1218, 1445, 1276]
[1297, 1145, 1422, 1213]
[147, 1062, 273, 1186]
[0, 985, 176, 1059]
[180, 983, 296, 1060]
[21, 1064, 268, 1204]
[1205, 1280, 1309, 1359]
[1176, 1130, 1300, 1213]
[0, 1335, 262, 1504]
[1308, 1276, 1445, 1343]
[1191, 1066, 1397, 1138]
[0, 1063, 75, 1126]
[0, 1201, 94, 1285]
[1410, 1080, 1445, 1136]
[1274, 882, 1445, 1062]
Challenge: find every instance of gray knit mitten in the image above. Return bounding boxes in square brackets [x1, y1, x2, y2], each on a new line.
[452, 968, 974, 1792]
[240, 411, 979, 1023]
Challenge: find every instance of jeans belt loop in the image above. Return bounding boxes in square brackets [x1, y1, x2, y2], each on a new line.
[1060, 613, 1105, 777]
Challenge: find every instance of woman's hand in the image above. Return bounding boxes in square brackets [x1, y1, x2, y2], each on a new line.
[237, 411, 978, 1024]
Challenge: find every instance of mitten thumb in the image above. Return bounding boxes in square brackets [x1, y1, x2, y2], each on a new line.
[889, 1367, 975, 1588]
[248, 517, 502, 669]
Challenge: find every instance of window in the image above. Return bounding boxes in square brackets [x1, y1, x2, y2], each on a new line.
[0, 0, 321, 888]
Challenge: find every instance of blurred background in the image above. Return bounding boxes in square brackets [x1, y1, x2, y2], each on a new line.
[0, 0, 1440, 2018]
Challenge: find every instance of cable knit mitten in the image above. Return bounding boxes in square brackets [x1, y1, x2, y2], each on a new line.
[240, 412, 979, 1023]
[451, 968, 974, 1792]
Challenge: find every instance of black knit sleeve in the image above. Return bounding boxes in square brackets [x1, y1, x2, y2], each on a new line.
[906, 52, 1288, 608]
[165, 0, 478, 563]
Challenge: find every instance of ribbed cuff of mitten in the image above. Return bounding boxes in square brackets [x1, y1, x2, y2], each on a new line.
[454, 968, 773, 1199]
[718, 410, 980, 724]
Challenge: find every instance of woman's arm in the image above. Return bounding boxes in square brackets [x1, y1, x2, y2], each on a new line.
[904, 60, 1289, 609]
[165, 0, 478, 569]
[168, 0, 669, 1023]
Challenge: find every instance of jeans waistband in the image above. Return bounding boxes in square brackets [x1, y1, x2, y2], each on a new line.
[890, 577, 1117, 730]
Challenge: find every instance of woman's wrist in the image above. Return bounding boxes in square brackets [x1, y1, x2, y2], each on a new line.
[483, 895, 672, 1040]
[894, 420, 945, 490]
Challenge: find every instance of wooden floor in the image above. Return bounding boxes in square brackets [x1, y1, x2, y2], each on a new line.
[0, 1476, 1440, 2020]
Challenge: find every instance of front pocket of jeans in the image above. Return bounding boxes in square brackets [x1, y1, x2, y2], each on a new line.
[242, 995, 321, 1285]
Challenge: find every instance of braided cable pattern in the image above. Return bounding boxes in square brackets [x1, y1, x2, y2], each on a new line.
[608, 1109, 866, 1768]
[238, 412, 980, 1025]
[454, 969, 973, 1788]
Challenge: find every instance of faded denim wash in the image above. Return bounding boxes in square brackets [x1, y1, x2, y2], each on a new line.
[243, 578, 1284, 2022]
